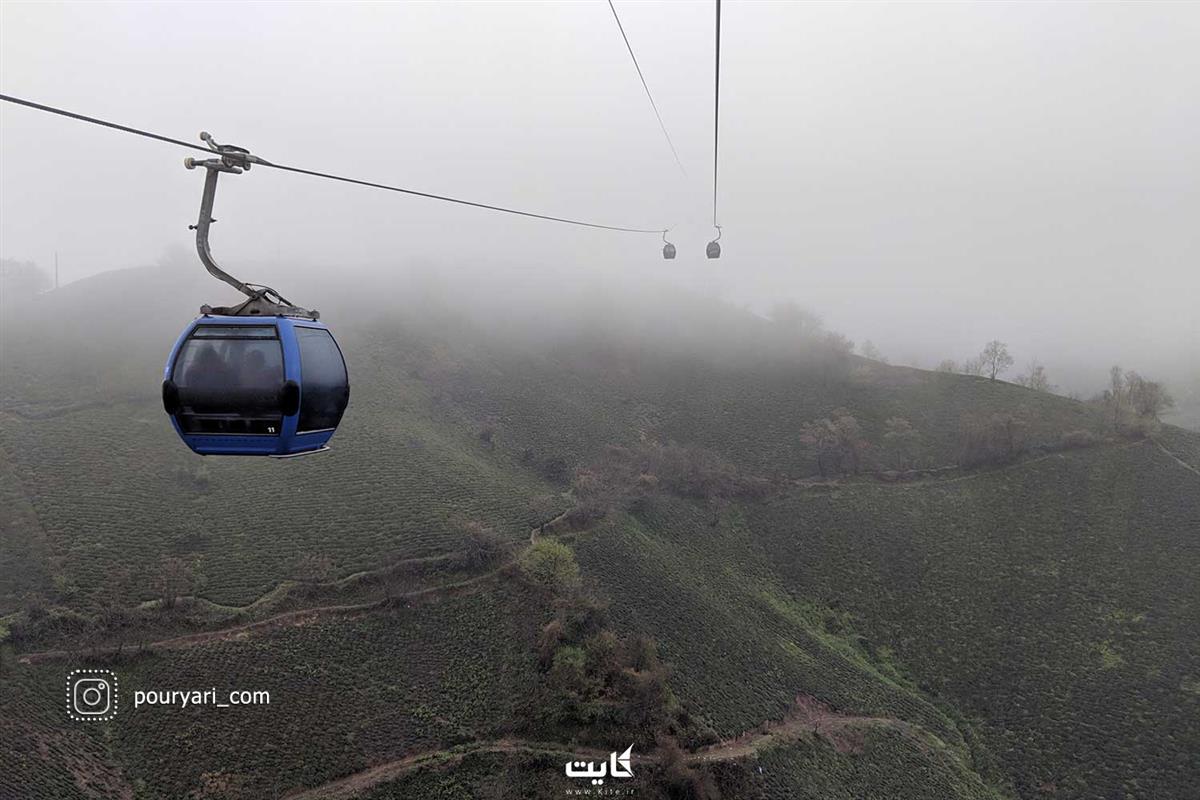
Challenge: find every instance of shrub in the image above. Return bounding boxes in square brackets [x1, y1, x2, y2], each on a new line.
[800, 408, 867, 477]
[1058, 430, 1101, 450]
[656, 734, 721, 799]
[290, 553, 335, 584]
[550, 645, 589, 695]
[1118, 415, 1161, 440]
[477, 426, 495, 448]
[958, 413, 1027, 468]
[518, 539, 580, 594]
[536, 456, 571, 485]
[883, 416, 921, 470]
[457, 521, 506, 569]
[583, 630, 621, 681]
[153, 556, 204, 610]
[560, 501, 609, 531]
[577, 443, 767, 505]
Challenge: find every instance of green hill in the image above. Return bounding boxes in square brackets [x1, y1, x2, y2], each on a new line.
[1, 267, 1196, 799]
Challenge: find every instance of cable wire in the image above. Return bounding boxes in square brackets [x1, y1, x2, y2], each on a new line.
[712, 0, 722, 227]
[606, 0, 688, 179]
[0, 92, 665, 235]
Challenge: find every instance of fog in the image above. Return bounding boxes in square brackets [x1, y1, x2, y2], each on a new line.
[2, 1, 1197, 403]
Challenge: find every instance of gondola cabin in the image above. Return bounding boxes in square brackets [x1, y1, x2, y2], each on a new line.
[162, 316, 349, 456]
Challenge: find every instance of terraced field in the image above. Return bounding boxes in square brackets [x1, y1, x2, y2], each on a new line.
[2, 267, 1196, 798]
[744, 441, 1200, 800]
[0, 397, 557, 608]
[575, 502, 968, 745]
[4, 581, 543, 799]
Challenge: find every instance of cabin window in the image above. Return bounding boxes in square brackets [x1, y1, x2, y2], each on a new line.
[296, 327, 348, 432]
[171, 326, 285, 434]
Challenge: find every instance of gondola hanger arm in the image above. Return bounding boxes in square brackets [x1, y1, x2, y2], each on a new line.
[184, 132, 316, 319]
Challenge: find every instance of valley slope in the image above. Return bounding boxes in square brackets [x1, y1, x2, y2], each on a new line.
[2, 268, 1196, 799]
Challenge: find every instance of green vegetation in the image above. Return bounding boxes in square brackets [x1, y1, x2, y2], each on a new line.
[743, 442, 1200, 799]
[2, 267, 1196, 798]
[519, 539, 581, 595]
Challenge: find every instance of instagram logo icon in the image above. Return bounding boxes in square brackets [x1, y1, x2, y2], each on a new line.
[67, 669, 118, 721]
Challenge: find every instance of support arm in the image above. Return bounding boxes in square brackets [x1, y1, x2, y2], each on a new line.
[189, 161, 255, 298]
[183, 132, 317, 319]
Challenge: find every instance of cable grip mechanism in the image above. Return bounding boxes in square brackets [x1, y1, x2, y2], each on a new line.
[184, 132, 317, 319]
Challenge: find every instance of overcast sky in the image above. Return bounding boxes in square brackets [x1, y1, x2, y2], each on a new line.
[2, 1, 1197, 392]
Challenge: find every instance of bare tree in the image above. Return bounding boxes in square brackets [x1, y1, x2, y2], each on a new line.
[1125, 371, 1174, 419]
[961, 357, 985, 376]
[800, 408, 866, 477]
[770, 302, 825, 339]
[0, 259, 50, 300]
[978, 340, 1014, 381]
[1016, 360, 1055, 393]
[859, 340, 886, 363]
[1108, 365, 1125, 428]
[958, 413, 1028, 467]
[291, 553, 335, 584]
[832, 409, 866, 474]
[883, 417, 921, 469]
[155, 556, 203, 610]
[800, 419, 841, 477]
[935, 359, 958, 373]
[459, 521, 505, 569]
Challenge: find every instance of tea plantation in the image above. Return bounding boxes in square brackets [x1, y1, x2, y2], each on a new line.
[2, 266, 1196, 798]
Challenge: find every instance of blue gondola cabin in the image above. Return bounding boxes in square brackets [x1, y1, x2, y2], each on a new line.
[162, 315, 349, 456]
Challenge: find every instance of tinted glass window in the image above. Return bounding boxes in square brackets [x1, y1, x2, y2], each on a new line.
[190, 325, 277, 339]
[171, 326, 285, 434]
[296, 327, 348, 432]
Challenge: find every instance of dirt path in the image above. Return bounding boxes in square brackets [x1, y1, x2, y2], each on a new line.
[282, 696, 902, 799]
[18, 506, 578, 666]
[20, 439, 1166, 666]
[1155, 441, 1200, 478]
[17, 569, 506, 665]
[797, 439, 1147, 493]
[283, 740, 630, 800]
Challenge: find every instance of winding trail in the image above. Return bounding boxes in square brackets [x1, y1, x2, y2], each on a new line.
[17, 568, 506, 665]
[282, 695, 904, 800]
[16, 504, 573, 665]
[20, 439, 1165, 665]
[799, 439, 1148, 493]
[21, 434, 1184, 669]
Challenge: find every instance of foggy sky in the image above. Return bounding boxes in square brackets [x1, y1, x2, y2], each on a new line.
[1, 1, 1197, 395]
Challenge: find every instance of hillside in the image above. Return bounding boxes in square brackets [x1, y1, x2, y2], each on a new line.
[1, 267, 1197, 799]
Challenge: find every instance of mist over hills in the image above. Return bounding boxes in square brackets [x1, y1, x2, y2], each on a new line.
[1, 265, 1198, 799]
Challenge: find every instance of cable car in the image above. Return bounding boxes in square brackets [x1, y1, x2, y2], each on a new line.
[706, 225, 722, 259]
[662, 231, 676, 260]
[162, 132, 349, 457]
[163, 315, 348, 457]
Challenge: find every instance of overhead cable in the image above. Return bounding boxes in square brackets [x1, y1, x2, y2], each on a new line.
[711, 0, 722, 227]
[0, 92, 666, 235]
[606, 0, 688, 180]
